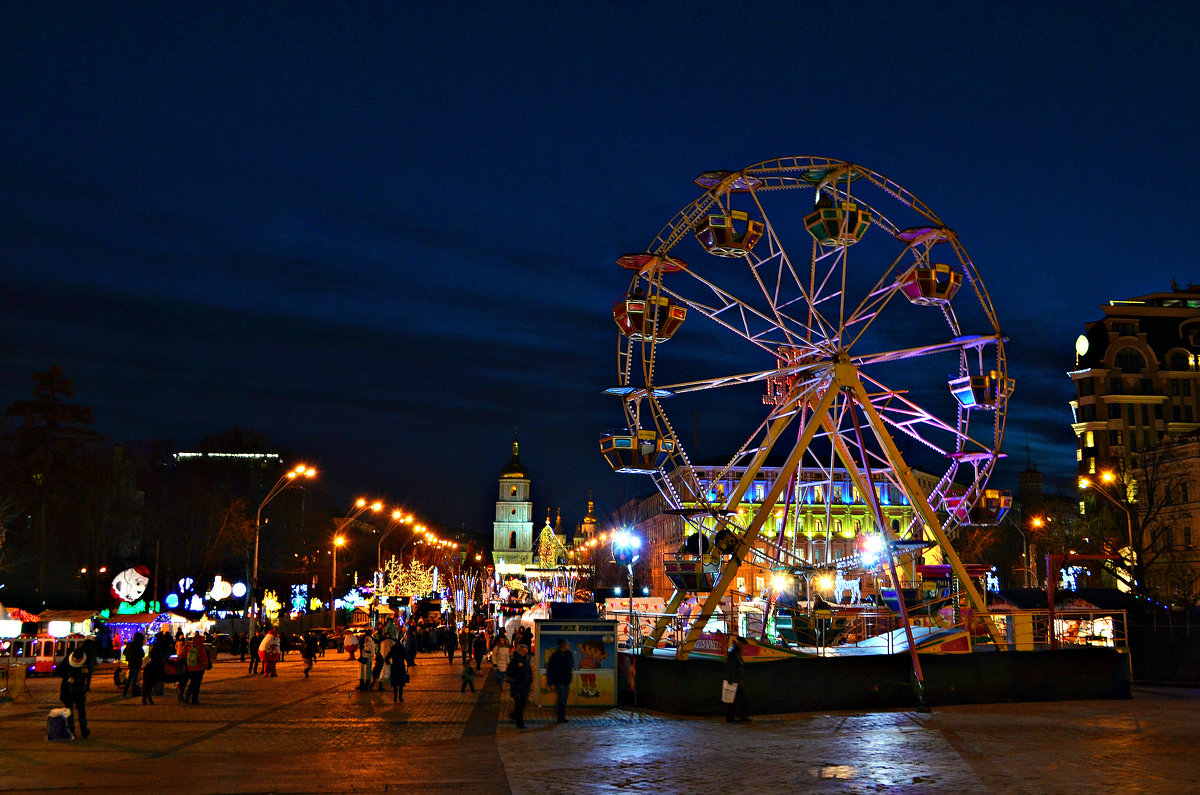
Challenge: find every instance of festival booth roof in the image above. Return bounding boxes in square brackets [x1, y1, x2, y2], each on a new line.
[38, 609, 99, 625]
[0, 605, 40, 622]
[103, 613, 162, 625]
[987, 589, 1105, 611]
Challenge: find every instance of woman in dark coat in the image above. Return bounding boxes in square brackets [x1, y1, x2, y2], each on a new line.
[122, 632, 145, 698]
[384, 640, 409, 702]
[724, 636, 750, 723]
[58, 649, 91, 738]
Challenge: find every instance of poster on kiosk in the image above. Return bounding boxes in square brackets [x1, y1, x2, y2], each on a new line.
[533, 619, 618, 708]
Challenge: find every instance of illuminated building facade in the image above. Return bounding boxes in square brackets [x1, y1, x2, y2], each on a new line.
[1069, 283, 1200, 475]
[627, 464, 920, 602]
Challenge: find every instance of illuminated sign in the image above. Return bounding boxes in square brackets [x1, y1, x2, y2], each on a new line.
[47, 621, 72, 638]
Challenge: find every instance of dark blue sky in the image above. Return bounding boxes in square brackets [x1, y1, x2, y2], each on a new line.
[3, 3, 1198, 535]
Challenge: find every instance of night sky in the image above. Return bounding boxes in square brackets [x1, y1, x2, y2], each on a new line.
[3, 3, 1198, 538]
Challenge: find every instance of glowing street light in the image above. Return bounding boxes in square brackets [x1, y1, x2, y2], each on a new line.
[612, 530, 642, 640]
[378, 509, 414, 570]
[331, 535, 346, 627]
[251, 463, 316, 634]
[1079, 472, 1136, 584]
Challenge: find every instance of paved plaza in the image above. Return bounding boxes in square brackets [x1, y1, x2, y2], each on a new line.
[1, 650, 1197, 793]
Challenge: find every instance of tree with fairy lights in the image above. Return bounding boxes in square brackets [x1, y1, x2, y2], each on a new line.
[397, 560, 434, 597]
[537, 523, 566, 568]
[375, 555, 405, 597]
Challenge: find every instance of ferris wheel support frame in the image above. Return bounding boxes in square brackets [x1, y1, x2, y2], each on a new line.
[665, 383, 840, 659]
[845, 366, 1003, 646]
[647, 358, 1002, 660]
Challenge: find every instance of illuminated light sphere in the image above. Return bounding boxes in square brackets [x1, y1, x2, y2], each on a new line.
[165, 593, 180, 609]
[110, 566, 151, 602]
[231, 581, 248, 598]
[209, 575, 233, 601]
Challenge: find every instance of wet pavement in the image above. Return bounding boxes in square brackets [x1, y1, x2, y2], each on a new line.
[1, 650, 1197, 793]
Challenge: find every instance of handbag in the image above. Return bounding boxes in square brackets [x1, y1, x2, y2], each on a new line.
[720, 680, 738, 704]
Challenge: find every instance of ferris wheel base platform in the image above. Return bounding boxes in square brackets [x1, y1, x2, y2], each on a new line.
[619, 646, 1131, 716]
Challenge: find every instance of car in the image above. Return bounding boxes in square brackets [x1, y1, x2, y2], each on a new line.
[280, 633, 306, 655]
[303, 628, 339, 650]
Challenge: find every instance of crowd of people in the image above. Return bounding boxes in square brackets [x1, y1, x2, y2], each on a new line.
[53, 613, 625, 740]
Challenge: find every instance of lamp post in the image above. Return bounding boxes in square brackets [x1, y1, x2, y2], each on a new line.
[378, 511, 413, 571]
[1079, 472, 1136, 588]
[398, 525, 428, 561]
[329, 497, 384, 589]
[1018, 518, 1035, 588]
[332, 535, 345, 629]
[612, 530, 641, 648]
[251, 464, 316, 635]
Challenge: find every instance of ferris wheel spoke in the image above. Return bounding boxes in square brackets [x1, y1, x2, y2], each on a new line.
[851, 334, 1005, 369]
[857, 371, 996, 459]
[657, 273, 826, 353]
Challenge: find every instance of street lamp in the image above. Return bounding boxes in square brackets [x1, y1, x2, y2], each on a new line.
[332, 535, 346, 629]
[328, 498, 384, 595]
[399, 525, 428, 561]
[1079, 472, 1136, 586]
[378, 511, 414, 570]
[251, 463, 316, 635]
[612, 530, 641, 646]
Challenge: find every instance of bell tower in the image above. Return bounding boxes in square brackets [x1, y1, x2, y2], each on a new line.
[493, 435, 534, 569]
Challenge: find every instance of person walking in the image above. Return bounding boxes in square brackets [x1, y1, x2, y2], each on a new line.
[405, 626, 418, 667]
[724, 636, 750, 723]
[57, 648, 91, 739]
[385, 640, 408, 702]
[460, 627, 471, 664]
[373, 630, 392, 690]
[491, 635, 511, 688]
[122, 631, 145, 698]
[546, 638, 575, 724]
[357, 631, 376, 690]
[460, 661, 476, 692]
[183, 634, 210, 704]
[301, 633, 318, 678]
[472, 631, 488, 673]
[506, 643, 533, 729]
[445, 625, 458, 665]
[143, 630, 173, 705]
[248, 631, 264, 675]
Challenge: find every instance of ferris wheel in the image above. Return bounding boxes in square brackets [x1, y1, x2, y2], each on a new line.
[599, 157, 1013, 655]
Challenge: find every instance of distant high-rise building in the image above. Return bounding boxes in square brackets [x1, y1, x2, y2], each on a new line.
[1069, 282, 1200, 475]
